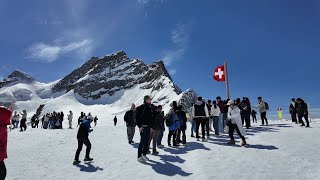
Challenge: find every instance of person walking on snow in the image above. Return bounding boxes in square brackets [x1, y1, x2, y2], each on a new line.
[73, 116, 94, 164]
[253, 97, 268, 126]
[192, 97, 210, 142]
[225, 100, 247, 146]
[210, 100, 221, 136]
[68, 111, 73, 129]
[124, 104, 137, 144]
[136, 95, 153, 163]
[94, 116, 98, 127]
[114, 116, 118, 126]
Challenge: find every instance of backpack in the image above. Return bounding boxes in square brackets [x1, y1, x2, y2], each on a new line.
[165, 115, 173, 127]
[264, 102, 269, 110]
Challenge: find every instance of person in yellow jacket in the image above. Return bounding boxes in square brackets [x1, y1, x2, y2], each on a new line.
[278, 107, 283, 120]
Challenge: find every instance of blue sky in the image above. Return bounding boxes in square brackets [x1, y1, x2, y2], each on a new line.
[0, 0, 320, 111]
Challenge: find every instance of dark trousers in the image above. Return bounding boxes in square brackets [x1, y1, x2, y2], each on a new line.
[228, 124, 245, 141]
[138, 127, 150, 158]
[298, 114, 309, 126]
[177, 130, 186, 144]
[0, 161, 6, 180]
[205, 118, 210, 137]
[252, 115, 257, 123]
[74, 138, 91, 161]
[20, 120, 27, 131]
[260, 112, 268, 125]
[157, 130, 164, 146]
[291, 113, 297, 123]
[195, 117, 206, 139]
[168, 130, 177, 146]
[212, 116, 219, 135]
[114, 121, 117, 126]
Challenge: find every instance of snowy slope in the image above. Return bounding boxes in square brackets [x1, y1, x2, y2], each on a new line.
[5, 119, 320, 180]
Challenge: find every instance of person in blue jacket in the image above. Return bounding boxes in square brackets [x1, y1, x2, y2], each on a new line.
[73, 116, 94, 164]
[166, 101, 181, 147]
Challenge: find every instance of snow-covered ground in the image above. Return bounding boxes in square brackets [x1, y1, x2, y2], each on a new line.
[5, 118, 320, 180]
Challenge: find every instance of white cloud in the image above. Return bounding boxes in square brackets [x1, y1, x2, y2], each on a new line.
[163, 21, 192, 66]
[168, 68, 176, 75]
[26, 39, 93, 63]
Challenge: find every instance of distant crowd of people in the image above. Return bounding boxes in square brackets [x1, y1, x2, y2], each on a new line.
[9, 110, 99, 132]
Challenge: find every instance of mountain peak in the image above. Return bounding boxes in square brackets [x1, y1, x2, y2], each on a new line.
[0, 70, 36, 89]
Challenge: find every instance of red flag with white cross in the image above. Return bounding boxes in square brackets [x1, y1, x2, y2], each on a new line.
[213, 65, 225, 82]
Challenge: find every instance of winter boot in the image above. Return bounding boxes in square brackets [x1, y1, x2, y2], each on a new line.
[73, 160, 81, 165]
[84, 157, 93, 162]
[241, 140, 247, 146]
[152, 151, 159, 155]
[227, 139, 236, 145]
[137, 157, 146, 163]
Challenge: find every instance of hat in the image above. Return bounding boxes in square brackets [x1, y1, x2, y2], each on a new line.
[227, 100, 235, 106]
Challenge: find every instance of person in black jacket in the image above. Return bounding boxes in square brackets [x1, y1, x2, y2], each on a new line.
[177, 105, 187, 145]
[296, 98, 310, 127]
[148, 105, 163, 155]
[136, 95, 153, 163]
[73, 117, 94, 164]
[124, 104, 136, 144]
[289, 98, 297, 123]
[114, 116, 118, 126]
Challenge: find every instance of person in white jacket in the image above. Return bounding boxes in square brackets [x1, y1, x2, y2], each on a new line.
[210, 101, 221, 136]
[68, 111, 73, 129]
[225, 100, 247, 146]
[192, 97, 209, 141]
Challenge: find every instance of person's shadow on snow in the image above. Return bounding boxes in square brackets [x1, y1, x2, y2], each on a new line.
[75, 162, 104, 172]
[149, 160, 192, 177]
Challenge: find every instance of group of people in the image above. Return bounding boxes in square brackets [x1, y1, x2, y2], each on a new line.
[289, 98, 310, 127]
[120, 95, 272, 163]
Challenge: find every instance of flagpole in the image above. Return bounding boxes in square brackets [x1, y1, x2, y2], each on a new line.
[224, 61, 230, 99]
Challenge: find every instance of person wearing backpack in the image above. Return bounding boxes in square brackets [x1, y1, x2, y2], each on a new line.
[166, 101, 180, 147]
[253, 97, 269, 126]
[192, 97, 210, 142]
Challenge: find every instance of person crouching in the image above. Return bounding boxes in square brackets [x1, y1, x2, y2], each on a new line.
[225, 100, 247, 146]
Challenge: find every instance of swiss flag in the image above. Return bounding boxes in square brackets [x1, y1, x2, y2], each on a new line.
[213, 65, 225, 82]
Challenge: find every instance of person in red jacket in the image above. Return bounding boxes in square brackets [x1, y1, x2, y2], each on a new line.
[0, 106, 12, 180]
